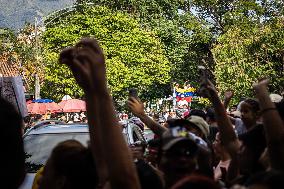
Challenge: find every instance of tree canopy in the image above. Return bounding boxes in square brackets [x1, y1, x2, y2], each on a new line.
[41, 5, 171, 101]
[82, 0, 213, 84]
[0, 25, 45, 92]
[2, 0, 283, 106]
[213, 18, 284, 103]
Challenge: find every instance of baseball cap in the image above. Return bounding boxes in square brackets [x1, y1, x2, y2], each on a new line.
[186, 115, 210, 137]
[270, 94, 283, 103]
[161, 130, 198, 156]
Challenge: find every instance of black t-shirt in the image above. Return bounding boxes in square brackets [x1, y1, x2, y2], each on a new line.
[238, 124, 266, 176]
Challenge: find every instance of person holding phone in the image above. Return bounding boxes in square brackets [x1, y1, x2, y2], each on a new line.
[129, 88, 139, 99]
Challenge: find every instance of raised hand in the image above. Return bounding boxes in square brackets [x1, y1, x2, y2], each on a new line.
[59, 38, 107, 96]
[127, 97, 146, 117]
[224, 90, 234, 100]
[199, 79, 218, 100]
[253, 78, 269, 93]
[253, 78, 284, 171]
[59, 38, 142, 189]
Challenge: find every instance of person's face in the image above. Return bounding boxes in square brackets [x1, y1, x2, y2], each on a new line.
[159, 142, 197, 177]
[186, 124, 203, 138]
[130, 144, 144, 160]
[240, 102, 257, 128]
[230, 106, 237, 112]
[145, 147, 158, 166]
[205, 116, 210, 123]
[212, 133, 223, 157]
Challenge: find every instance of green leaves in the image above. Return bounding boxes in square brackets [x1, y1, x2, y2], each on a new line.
[213, 19, 284, 104]
[2, 0, 283, 107]
[42, 5, 171, 101]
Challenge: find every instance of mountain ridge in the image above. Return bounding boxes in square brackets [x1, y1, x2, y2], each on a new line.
[0, 0, 75, 30]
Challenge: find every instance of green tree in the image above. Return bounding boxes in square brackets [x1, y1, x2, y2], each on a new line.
[212, 18, 284, 104]
[0, 28, 17, 60]
[190, 0, 265, 33]
[42, 5, 171, 101]
[41, 0, 284, 104]
[79, 0, 212, 87]
[0, 25, 45, 93]
[16, 23, 45, 93]
[186, 0, 284, 104]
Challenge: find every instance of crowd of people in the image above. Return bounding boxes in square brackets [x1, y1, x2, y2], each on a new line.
[3, 37, 284, 189]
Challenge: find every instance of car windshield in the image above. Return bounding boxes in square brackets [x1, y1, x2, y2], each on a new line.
[24, 133, 89, 173]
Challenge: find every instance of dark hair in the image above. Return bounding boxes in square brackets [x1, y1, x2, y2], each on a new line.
[0, 97, 25, 189]
[243, 99, 260, 113]
[189, 109, 206, 120]
[135, 159, 163, 189]
[166, 119, 191, 128]
[50, 140, 98, 189]
[148, 138, 161, 148]
[275, 100, 284, 120]
[205, 108, 216, 122]
[172, 174, 221, 189]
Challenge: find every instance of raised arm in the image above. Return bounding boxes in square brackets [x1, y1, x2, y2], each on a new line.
[223, 90, 234, 110]
[253, 79, 284, 170]
[59, 47, 109, 187]
[60, 38, 141, 189]
[200, 80, 241, 183]
[127, 97, 167, 137]
[200, 80, 238, 145]
[223, 90, 237, 125]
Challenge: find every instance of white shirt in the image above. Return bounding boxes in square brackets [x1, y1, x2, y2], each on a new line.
[214, 159, 231, 181]
[178, 99, 188, 107]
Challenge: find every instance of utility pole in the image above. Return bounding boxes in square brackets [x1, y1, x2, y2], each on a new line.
[34, 17, 41, 99]
[172, 82, 177, 110]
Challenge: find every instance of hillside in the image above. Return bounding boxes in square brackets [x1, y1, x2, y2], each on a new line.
[0, 0, 75, 30]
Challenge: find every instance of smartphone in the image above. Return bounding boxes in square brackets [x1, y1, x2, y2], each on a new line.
[129, 88, 138, 99]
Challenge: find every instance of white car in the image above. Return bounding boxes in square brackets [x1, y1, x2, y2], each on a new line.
[19, 119, 146, 189]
